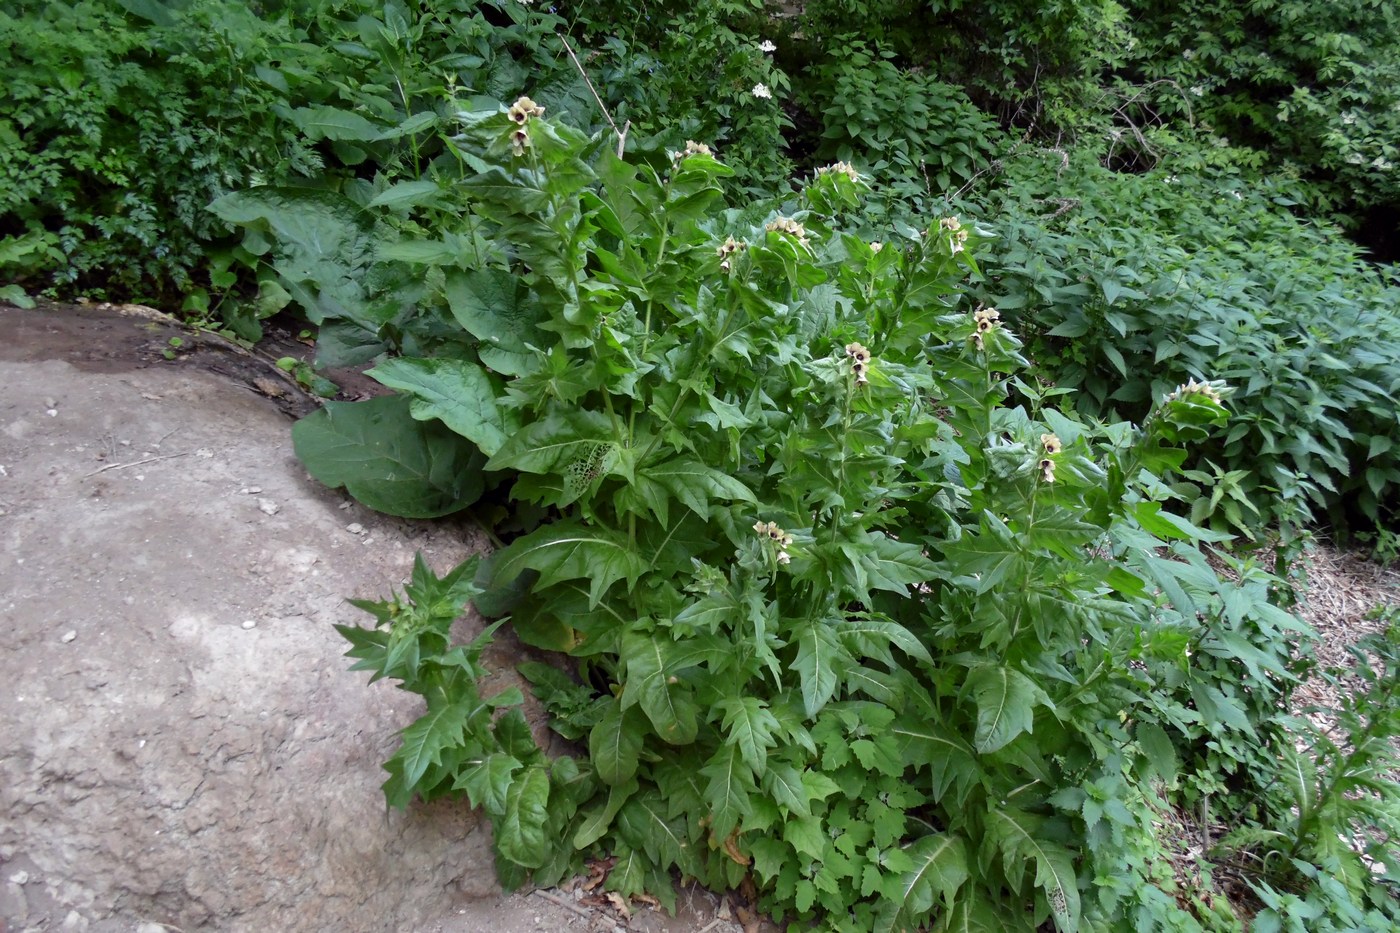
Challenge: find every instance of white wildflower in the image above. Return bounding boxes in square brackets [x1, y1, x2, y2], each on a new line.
[751, 83, 772, 99]
[759, 40, 776, 53]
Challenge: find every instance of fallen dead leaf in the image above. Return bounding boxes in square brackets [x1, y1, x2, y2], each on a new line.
[604, 891, 631, 920]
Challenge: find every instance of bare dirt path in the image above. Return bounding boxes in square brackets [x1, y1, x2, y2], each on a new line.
[0, 303, 748, 933]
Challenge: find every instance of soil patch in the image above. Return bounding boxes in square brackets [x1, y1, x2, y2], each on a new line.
[0, 303, 747, 933]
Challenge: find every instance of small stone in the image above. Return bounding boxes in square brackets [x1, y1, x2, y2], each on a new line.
[61, 909, 88, 931]
[60, 630, 77, 644]
[44, 397, 57, 408]
[136, 924, 168, 933]
[241, 620, 257, 630]
[119, 439, 131, 446]
[338, 501, 353, 510]
[46, 409, 58, 417]
[9, 870, 29, 884]
[346, 523, 365, 535]
[243, 486, 263, 495]
[258, 499, 279, 516]
[195, 447, 214, 459]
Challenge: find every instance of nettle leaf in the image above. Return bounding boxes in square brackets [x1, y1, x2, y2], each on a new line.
[492, 520, 643, 606]
[966, 665, 1041, 754]
[701, 742, 756, 838]
[718, 696, 780, 773]
[793, 621, 852, 717]
[620, 630, 701, 744]
[368, 357, 515, 456]
[875, 833, 969, 933]
[293, 396, 486, 518]
[986, 807, 1080, 932]
[496, 763, 551, 868]
[589, 698, 647, 786]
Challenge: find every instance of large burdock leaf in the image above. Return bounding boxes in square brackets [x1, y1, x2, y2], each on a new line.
[446, 268, 545, 375]
[209, 188, 379, 333]
[874, 833, 969, 933]
[496, 763, 551, 868]
[292, 396, 486, 517]
[368, 356, 515, 456]
[966, 665, 1040, 754]
[491, 520, 644, 606]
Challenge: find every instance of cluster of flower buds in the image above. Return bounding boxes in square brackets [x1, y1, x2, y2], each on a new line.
[753, 520, 794, 564]
[1039, 433, 1062, 484]
[845, 341, 871, 387]
[936, 215, 971, 254]
[818, 161, 861, 182]
[869, 242, 883, 254]
[507, 96, 545, 155]
[971, 307, 1000, 350]
[675, 140, 714, 162]
[716, 236, 747, 272]
[765, 216, 809, 246]
[1164, 378, 1223, 405]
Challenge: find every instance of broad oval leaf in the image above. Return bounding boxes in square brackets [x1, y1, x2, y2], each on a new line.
[368, 356, 514, 455]
[292, 396, 485, 517]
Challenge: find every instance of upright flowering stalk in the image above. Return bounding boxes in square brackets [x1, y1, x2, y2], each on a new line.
[506, 96, 545, 156]
[753, 520, 793, 565]
[1039, 433, 1062, 484]
[971, 307, 1000, 351]
[845, 342, 872, 387]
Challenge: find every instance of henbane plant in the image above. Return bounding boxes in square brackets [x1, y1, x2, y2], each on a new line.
[223, 99, 1395, 929]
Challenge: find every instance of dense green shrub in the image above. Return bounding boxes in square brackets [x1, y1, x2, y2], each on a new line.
[1122, 0, 1400, 221]
[225, 101, 1400, 928]
[968, 149, 1400, 534]
[0, 0, 307, 301]
[800, 40, 1004, 192]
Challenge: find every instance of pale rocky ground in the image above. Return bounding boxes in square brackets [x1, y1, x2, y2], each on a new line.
[0, 305, 750, 933]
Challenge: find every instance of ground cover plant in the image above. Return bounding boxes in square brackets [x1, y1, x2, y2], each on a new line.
[235, 102, 1400, 929]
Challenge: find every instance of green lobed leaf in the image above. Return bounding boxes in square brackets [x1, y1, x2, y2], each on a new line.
[491, 520, 644, 607]
[718, 696, 780, 774]
[792, 621, 850, 718]
[700, 742, 755, 838]
[588, 698, 646, 786]
[966, 665, 1041, 755]
[394, 699, 478, 792]
[453, 752, 522, 815]
[874, 833, 969, 933]
[620, 630, 701, 745]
